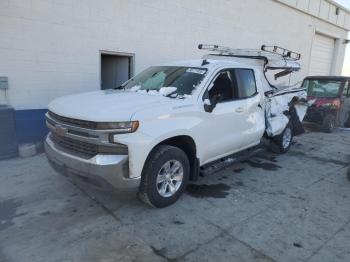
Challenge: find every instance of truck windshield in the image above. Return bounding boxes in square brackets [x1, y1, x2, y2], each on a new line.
[303, 80, 341, 98]
[123, 66, 207, 97]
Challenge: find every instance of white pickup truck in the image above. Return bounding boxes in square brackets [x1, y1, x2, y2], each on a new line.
[45, 45, 307, 207]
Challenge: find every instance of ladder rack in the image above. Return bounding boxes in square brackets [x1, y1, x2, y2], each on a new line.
[261, 45, 301, 60]
[198, 44, 301, 61]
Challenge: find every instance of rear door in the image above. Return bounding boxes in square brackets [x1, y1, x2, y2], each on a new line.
[233, 69, 265, 148]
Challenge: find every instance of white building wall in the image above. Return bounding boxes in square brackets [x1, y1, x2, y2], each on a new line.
[0, 0, 349, 109]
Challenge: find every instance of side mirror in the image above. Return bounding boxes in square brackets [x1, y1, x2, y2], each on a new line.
[203, 98, 217, 113]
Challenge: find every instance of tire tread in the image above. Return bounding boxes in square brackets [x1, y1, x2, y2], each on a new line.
[138, 145, 189, 208]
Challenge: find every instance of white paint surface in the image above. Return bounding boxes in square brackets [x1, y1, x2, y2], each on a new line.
[0, 0, 348, 109]
[48, 57, 307, 178]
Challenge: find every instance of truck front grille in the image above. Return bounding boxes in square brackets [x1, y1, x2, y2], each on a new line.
[51, 133, 98, 157]
[50, 133, 128, 158]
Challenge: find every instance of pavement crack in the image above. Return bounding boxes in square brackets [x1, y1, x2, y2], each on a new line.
[150, 246, 177, 262]
[288, 151, 349, 167]
[305, 218, 350, 262]
[306, 165, 349, 188]
[68, 180, 123, 224]
[169, 233, 225, 261]
[209, 222, 277, 262]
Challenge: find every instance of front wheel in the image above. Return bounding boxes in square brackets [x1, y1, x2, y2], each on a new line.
[322, 114, 335, 133]
[138, 145, 190, 208]
[269, 123, 293, 154]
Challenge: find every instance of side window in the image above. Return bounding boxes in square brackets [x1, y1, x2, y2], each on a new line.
[235, 69, 257, 98]
[343, 81, 350, 97]
[208, 70, 236, 103]
[205, 68, 257, 103]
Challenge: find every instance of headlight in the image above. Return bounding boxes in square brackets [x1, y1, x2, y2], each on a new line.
[319, 99, 341, 109]
[321, 103, 333, 107]
[97, 121, 139, 132]
[105, 121, 139, 144]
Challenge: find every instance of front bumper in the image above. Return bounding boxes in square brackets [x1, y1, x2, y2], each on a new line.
[45, 135, 141, 191]
[305, 107, 323, 123]
[305, 106, 338, 124]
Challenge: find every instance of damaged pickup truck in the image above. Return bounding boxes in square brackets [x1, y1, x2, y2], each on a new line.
[45, 44, 307, 207]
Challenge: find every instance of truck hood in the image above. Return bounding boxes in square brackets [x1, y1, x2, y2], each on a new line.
[48, 90, 176, 122]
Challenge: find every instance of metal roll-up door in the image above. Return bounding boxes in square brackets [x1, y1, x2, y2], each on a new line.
[309, 33, 335, 76]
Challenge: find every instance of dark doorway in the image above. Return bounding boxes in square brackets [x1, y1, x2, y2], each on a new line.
[100, 53, 134, 90]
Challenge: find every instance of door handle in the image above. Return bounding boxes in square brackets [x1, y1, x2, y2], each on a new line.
[235, 107, 244, 113]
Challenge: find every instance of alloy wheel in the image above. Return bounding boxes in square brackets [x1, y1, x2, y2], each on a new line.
[156, 160, 184, 198]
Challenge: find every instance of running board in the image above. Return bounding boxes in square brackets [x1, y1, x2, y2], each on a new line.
[200, 145, 263, 176]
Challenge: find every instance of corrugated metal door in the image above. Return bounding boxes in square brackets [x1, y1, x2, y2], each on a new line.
[101, 54, 131, 90]
[309, 33, 335, 76]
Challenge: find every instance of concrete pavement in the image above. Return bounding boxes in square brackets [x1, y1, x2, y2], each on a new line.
[1, 129, 350, 262]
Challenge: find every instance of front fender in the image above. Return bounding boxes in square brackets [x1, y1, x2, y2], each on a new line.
[115, 112, 203, 179]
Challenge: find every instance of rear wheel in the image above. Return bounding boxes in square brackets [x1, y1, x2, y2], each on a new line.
[269, 123, 293, 154]
[344, 112, 350, 128]
[138, 145, 190, 208]
[322, 114, 335, 133]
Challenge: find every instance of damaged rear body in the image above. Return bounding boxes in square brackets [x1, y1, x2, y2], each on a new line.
[265, 87, 307, 137]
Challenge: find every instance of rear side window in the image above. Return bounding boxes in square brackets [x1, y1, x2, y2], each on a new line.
[343, 81, 349, 96]
[234, 69, 257, 98]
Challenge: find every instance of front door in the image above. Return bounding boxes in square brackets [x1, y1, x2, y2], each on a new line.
[199, 68, 265, 164]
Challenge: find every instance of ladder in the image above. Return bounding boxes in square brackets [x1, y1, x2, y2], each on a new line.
[198, 44, 301, 61]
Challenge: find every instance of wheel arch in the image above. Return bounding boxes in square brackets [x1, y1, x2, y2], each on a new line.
[145, 135, 199, 182]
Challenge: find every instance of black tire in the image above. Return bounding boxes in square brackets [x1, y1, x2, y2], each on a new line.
[269, 122, 293, 154]
[322, 114, 335, 133]
[344, 112, 350, 128]
[138, 145, 190, 208]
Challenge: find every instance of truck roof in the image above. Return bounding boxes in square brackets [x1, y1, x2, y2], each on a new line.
[304, 76, 350, 81]
[158, 58, 262, 70]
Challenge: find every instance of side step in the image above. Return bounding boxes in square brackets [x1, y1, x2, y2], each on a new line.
[200, 145, 264, 176]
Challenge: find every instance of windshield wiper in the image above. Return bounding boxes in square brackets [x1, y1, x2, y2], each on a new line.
[164, 90, 178, 98]
[113, 85, 125, 90]
[113, 78, 135, 90]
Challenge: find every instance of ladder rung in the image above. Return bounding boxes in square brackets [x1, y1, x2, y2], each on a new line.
[261, 45, 301, 60]
[198, 44, 301, 61]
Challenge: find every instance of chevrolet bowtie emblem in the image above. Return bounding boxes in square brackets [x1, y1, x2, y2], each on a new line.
[55, 125, 68, 135]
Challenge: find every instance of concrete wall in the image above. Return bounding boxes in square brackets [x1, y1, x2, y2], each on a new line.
[0, 0, 349, 110]
[276, 0, 350, 29]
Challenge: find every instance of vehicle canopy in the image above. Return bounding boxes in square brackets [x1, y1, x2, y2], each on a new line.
[199, 44, 301, 93]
